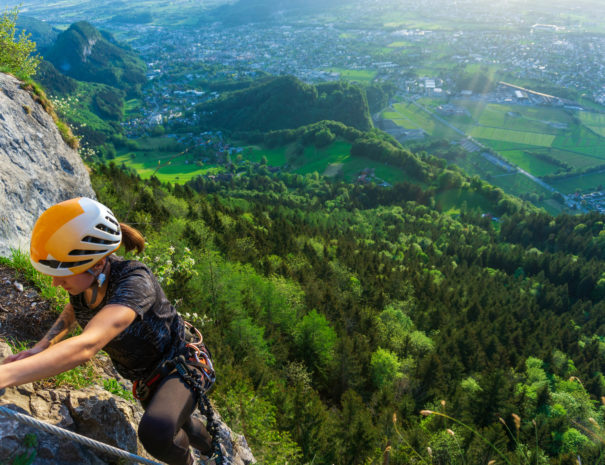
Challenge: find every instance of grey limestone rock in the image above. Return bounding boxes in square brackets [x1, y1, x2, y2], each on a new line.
[0, 342, 256, 464]
[0, 72, 95, 258]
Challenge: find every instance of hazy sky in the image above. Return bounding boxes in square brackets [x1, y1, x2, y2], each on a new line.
[2, 0, 604, 25]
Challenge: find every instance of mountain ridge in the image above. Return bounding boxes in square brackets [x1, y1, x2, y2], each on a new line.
[44, 21, 146, 97]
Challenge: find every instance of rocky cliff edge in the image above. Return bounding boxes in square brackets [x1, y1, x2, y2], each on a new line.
[0, 72, 95, 257]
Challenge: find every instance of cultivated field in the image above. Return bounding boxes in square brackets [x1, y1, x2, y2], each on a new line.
[550, 171, 605, 194]
[470, 127, 556, 147]
[383, 97, 605, 197]
[579, 112, 605, 137]
[321, 68, 377, 84]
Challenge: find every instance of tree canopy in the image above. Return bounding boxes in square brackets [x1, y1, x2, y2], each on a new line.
[90, 162, 605, 464]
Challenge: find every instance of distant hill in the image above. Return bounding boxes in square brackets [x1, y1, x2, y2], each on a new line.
[34, 60, 78, 96]
[15, 15, 59, 53]
[44, 21, 146, 97]
[211, 0, 348, 24]
[195, 76, 373, 132]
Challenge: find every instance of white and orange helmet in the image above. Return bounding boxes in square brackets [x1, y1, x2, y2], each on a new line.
[30, 197, 122, 276]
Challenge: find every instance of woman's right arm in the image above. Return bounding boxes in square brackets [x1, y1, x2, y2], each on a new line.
[2, 303, 77, 364]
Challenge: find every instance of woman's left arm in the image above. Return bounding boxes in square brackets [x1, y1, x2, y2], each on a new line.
[0, 304, 137, 389]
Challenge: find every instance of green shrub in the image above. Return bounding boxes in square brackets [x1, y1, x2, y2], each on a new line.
[0, 6, 40, 79]
[103, 378, 135, 402]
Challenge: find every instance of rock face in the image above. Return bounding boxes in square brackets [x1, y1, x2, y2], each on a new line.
[0, 341, 256, 465]
[0, 72, 95, 257]
[44, 22, 146, 94]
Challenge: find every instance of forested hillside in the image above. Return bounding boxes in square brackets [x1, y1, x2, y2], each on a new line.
[44, 21, 146, 97]
[92, 162, 605, 465]
[15, 15, 59, 52]
[193, 76, 373, 132]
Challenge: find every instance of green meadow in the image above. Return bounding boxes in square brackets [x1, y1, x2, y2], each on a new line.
[471, 105, 568, 134]
[578, 112, 605, 138]
[387, 102, 460, 139]
[321, 68, 377, 84]
[113, 137, 222, 183]
[338, 157, 412, 184]
[454, 151, 510, 179]
[250, 140, 412, 185]
[124, 98, 144, 119]
[470, 127, 556, 147]
[491, 172, 553, 197]
[552, 125, 605, 158]
[539, 198, 567, 216]
[381, 111, 420, 130]
[545, 149, 605, 170]
[246, 145, 289, 165]
[550, 171, 605, 194]
[115, 138, 412, 186]
[293, 141, 352, 175]
[495, 149, 559, 177]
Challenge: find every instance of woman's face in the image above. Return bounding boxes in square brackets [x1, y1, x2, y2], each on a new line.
[52, 272, 95, 295]
[51, 258, 106, 295]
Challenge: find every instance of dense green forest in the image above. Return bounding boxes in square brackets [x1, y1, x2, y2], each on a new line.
[92, 162, 605, 465]
[192, 76, 374, 132]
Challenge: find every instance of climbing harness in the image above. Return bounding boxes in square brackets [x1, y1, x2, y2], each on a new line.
[133, 322, 215, 402]
[0, 324, 223, 465]
[133, 321, 224, 465]
[0, 387, 162, 465]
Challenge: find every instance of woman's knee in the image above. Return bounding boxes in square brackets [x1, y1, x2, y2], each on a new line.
[138, 412, 177, 454]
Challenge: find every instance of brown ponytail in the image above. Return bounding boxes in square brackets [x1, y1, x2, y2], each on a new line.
[120, 223, 146, 254]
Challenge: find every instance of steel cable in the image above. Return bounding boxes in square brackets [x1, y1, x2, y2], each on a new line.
[0, 403, 163, 465]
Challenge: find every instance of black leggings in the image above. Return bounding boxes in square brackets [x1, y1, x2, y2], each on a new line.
[138, 372, 213, 465]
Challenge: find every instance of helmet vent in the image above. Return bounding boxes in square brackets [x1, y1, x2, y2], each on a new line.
[68, 249, 107, 256]
[95, 223, 119, 235]
[106, 216, 119, 228]
[83, 235, 120, 245]
[39, 259, 93, 269]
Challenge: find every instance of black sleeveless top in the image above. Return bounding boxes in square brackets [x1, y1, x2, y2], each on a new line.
[69, 255, 187, 380]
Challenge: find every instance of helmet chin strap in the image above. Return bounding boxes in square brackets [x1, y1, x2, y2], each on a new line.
[86, 259, 109, 306]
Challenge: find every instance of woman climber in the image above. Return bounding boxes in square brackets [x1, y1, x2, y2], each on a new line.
[0, 197, 215, 465]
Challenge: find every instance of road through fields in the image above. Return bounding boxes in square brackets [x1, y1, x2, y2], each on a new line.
[408, 99, 561, 195]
